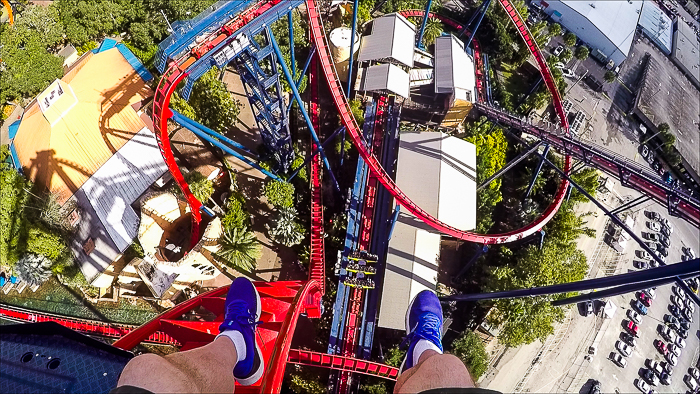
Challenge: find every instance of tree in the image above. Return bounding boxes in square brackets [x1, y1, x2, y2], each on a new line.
[14, 4, 65, 48]
[14, 254, 53, 287]
[214, 227, 262, 272]
[657, 122, 670, 133]
[267, 207, 305, 247]
[451, 330, 489, 380]
[171, 172, 214, 203]
[349, 99, 365, 127]
[422, 18, 444, 47]
[221, 192, 249, 231]
[548, 23, 562, 37]
[574, 45, 589, 60]
[486, 243, 588, 347]
[0, 163, 29, 266]
[604, 70, 616, 83]
[569, 168, 600, 204]
[25, 222, 66, 262]
[564, 32, 577, 47]
[263, 180, 295, 208]
[560, 48, 573, 62]
[188, 67, 241, 133]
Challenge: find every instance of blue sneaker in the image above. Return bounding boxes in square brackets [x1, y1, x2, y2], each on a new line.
[399, 290, 444, 374]
[219, 277, 263, 386]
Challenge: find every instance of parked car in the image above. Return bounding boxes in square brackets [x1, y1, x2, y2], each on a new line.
[643, 232, 659, 241]
[588, 380, 601, 394]
[672, 295, 685, 307]
[638, 292, 652, 307]
[659, 372, 671, 385]
[660, 218, 673, 233]
[553, 46, 564, 56]
[641, 145, 650, 158]
[670, 305, 684, 319]
[635, 378, 651, 393]
[661, 225, 671, 237]
[668, 343, 681, 357]
[585, 300, 594, 316]
[645, 210, 661, 220]
[681, 307, 693, 322]
[664, 314, 679, 329]
[665, 352, 678, 366]
[627, 309, 643, 324]
[637, 250, 651, 260]
[648, 258, 660, 268]
[561, 68, 575, 78]
[645, 241, 658, 251]
[685, 375, 699, 391]
[658, 234, 670, 247]
[621, 332, 637, 347]
[655, 339, 668, 356]
[689, 368, 700, 381]
[616, 340, 632, 356]
[647, 359, 664, 375]
[678, 320, 691, 331]
[658, 325, 677, 342]
[634, 300, 648, 315]
[682, 246, 696, 259]
[673, 286, 687, 300]
[634, 260, 649, 269]
[610, 352, 627, 368]
[656, 246, 668, 257]
[677, 327, 689, 339]
[684, 299, 695, 313]
[675, 336, 686, 348]
[647, 221, 661, 232]
[642, 368, 660, 386]
[643, 288, 656, 299]
[625, 320, 639, 336]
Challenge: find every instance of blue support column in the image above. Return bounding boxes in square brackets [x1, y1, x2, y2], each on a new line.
[288, 11, 296, 77]
[387, 206, 400, 241]
[269, 30, 340, 191]
[538, 230, 546, 249]
[286, 46, 317, 114]
[346, 0, 359, 97]
[454, 244, 490, 281]
[465, 0, 492, 47]
[289, 126, 345, 181]
[417, 0, 433, 49]
[524, 144, 550, 201]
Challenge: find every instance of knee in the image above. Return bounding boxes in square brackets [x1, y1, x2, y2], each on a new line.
[119, 353, 170, 383]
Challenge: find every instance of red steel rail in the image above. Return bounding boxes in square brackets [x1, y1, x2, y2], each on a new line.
[309, 55, 326, 295]
[308, 0, 572, 244]
[288, 349, 399, 380]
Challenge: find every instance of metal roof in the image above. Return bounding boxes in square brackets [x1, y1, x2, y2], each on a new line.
[378, 132, 476, 330]
[357, 13, 415, 67]
[639, 1, 673, 55]
[549, 0, 642, 57]
[80, 128, 168, 253]
[434, 35, 476, 102]
[360, 63, 410, 98]
[672, 19, 700, 87]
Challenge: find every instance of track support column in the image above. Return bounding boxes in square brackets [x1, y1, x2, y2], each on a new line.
[524, 144, 550, 201]
[417, 0, 433, 49]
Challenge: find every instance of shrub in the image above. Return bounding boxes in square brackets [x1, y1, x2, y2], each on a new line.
[451, 330, 489, 380]
[15, 254, 53, 287]
[604, 71, 616, 83]
[564, 32, 577, 47]
[263, 180, 295, 208]
[214, 227, 262, 272]
[574, 45, 589, 60]
[267, 207, 305, 247]
[25, 222, 66, 262]
[221, 192, 249, 231]
[171, 172, 214, 203]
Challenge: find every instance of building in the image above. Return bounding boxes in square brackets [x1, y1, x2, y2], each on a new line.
[359, 63, 410, 98]
[638, 1, 674, 55]
[671, 18, 700, 88]
[535, 0, 643, 66]
[10, 42, 168, 284]
[434, 35, 477, 127]
[378, 132, 476, 330]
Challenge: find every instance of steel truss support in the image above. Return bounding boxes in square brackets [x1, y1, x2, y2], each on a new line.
[465, 0, 493, 47]
[288, 11, 296, 77]
[442, 260, 699, 304]
[417, 0, 433, 49]
[459, 0, 492, 40]
[289, 126, 345, 181]
[269, 30, 340, 191]
[478, 142, 543, 191]
[610, 195, 650, 216]
[454, 244, 490, 281]
[287, 46, 317, 114]
[523, 144, 550, 201]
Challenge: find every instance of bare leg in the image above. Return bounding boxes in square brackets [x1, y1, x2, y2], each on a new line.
[394, 350, 475, 393]
[117, 337, 238, 394]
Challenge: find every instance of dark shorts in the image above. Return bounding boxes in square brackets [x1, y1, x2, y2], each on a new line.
[110, 385, 501, 394]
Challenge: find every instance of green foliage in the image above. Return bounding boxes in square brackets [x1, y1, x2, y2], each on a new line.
[604, 71, 616, 83]
[76, 41, 98, 55]
[290, 145, 308, 182]
[361, 382, 389, 394]
[463, 118, 508, 233]
[568, 168, 599, 204]
[263, 180, 295, 208]
[384, 346, 406, 368]
[267, 207, 305, 247]
[486, 242, 587, 347]
[26, 222, 66, 262]
[188, 66, 241, 133]
[170, 92, 198, 121]
[270, 11, 309, 94]
[548, 23, 562, 37]
[14, 4, 65, 48]
[657, 122, 670, 133]
[288, 372, 325, 394]
[349, 99, 365, 127]
[0, 19, 64, 103]
[214, 227, 262, 272]
[560, 48, 573, 62]
[171, 172, 214, 203]
[221, 192, 249, 231]
[122, 40, 158, 69]
[574, 45, 589, 60]
[0, 167, 29, 266]
[451, 330, 489, 380]
[14, 254, 53, 287]
[421, 18, 444, 47]
[564, 32, 577, 47]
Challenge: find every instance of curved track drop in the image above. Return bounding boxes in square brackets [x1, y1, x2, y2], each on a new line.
[307, 0, 572, 244]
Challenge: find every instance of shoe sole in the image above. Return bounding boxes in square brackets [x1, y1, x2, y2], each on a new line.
[235, 283, 264, 386]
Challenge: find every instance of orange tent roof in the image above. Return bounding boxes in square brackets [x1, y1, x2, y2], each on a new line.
[13, 48, 153, 201]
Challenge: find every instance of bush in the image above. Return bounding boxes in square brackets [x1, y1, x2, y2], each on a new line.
[263, 180, 295, 208]
[267, 207, 305, 247]
[560, 48, 573, 62]
[604, 71, 616, 83]
[349, 99, 365, 127]
[26, 222, 66, 262]
[564, 32, 577, 47]
[171, 172, 214, 203]
[574, 45, 589, 60]
[221, 192, 249, 231]
[0, 165, 29, 266]
[451, 330, 489, 380]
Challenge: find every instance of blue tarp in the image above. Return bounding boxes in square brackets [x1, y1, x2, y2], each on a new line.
[8, 119, 20, 139]
[94, 38, 118, 53]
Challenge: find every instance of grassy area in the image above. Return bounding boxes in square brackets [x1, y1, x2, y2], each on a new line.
[1, 277, 159, 325]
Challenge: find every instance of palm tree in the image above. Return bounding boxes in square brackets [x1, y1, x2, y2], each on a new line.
[15, 254, 53, 287]
[267, 207, 305, 247]
[214, 228, 262, 272]
[422, 18, 443, 47]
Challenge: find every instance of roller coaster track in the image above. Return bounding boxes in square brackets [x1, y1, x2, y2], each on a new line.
[308, 0, 571, 244]
[309, 55, 326, 295]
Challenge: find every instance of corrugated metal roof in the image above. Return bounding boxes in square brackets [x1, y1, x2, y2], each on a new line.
[556, 0, 642, 56]
[639, 1, 673, 55]
[80, 128, 167, 252]
[434, 35, 476, 102]
[378, 132, 476, 330]
[13, 47, 153, 202]
[360, 63, 410, 98]
[357, 13, 415, 67]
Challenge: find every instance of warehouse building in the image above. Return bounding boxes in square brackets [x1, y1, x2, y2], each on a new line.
[671, 19, 700, 88]
[534, 0, 643, 66]
[638, 1, 674, 55]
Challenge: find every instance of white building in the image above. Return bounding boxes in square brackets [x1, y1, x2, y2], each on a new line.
[535, 0, 643, 66]
[638, 1, 674, 55]
[378, 132, 476, 330]
[434, 35, 477, 127]
[357, 13, 415, 67]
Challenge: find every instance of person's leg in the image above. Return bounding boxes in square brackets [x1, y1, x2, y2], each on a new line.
[393, 290, 475, 393]
[115, 277, 264, 393]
